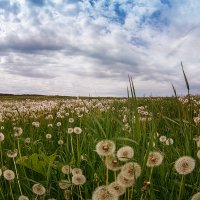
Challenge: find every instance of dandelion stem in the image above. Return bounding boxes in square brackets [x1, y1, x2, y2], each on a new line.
[0, 185, 5, 200]
[178, 176, 184, 200]
[70, 135, 75, 163]
[77, 135, 80, 165]
[9, 182, 14, 200]
[106, 156, 109, 191]
[79, 186, 83, 200]
[13, 158, 23, 195]
[17, 139, 22, 161]
[0, 143, 3, 167]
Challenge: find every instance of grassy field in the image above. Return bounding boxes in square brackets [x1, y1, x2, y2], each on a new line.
[0, 91, 199, 200]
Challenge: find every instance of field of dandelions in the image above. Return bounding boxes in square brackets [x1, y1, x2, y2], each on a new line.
[0, 90, 200, 199]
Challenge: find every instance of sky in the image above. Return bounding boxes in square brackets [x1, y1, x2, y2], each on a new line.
[0, 0, 199, 97]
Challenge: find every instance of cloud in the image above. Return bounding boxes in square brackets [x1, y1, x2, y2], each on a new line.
[0, 0, 199, 96]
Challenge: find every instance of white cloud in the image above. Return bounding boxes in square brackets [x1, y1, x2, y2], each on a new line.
[0, 0, 199, 96]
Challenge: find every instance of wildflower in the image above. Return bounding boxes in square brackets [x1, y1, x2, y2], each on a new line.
[72, 174, 86, 185]
[7, 149, 18, 158]
[58, 180, 71, 190]
[48, 124, 53, 128]
[69, 118, 74, 123]
[73, 127, 82, 135]
[108, 181, 125, 197]
[72, 168, 82, 176]
[67, 128, 73, 134]
[96, 140, 116, 157]
[121, 162, 141, 180]
[174, 156, 195, 175]
[58, 140, 64, 145]
[165, 138, 174, 145]
[159, 136, 167, 143]
[146, 151, 164, 167]
[18, 195, 29, 200]
[117, 146, 134, 161]
[117, 172, 135, 188]
[32, 122, 40, 128]
[197, 150, 200, 159]
[57, 122, 61, 127]
[191, 192, 200, 200]
[32, 183, 46, 196]
[46, 134, 52, 139]
[61, 165, 72, 175]
[25, 137, 31, 144]
[0, 132, 5, 142]
[14, 127, 23, 137]
[92, 186, 117, 200]
[3, 169, 15, 181]
[107, 155, 121, 171]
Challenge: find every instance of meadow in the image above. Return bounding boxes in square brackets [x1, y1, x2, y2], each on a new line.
[0, 87, 200, 200]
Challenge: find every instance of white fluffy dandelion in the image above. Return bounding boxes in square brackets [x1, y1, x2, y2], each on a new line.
[58, 180, 71, 190]
[92, 186, 118, 200]
[96, 140, 116, 157]
[197, 150, 200, 160]
[191, 192, 200, 200]
[61, 165, 72, 175]
[72, 168, 82, 176]
[174, 156, 195, 175]
[32, 183, 46, 196]
[117, 146, 134, 161]
[72, 174, 86, 185]
[146, 151, 164, 167]
[121, 162, 141, 180]
[73, 127, 82, 135]
[3, 169, 15, 181]
[0, 132, 4, 142]
[108, 181, 125, 197]
[18, 195, 29, 200]
[117, 172, 135, 188]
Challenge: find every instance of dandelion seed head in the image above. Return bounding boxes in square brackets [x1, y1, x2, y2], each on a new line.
[0, 132, 5, 142]
[146, 151, 164, 167]
[7, 149, 18, 158]
[14, 127, 23, 137]
[3, 169, 15, 181]
[61, 165, 72, 175]
[73, 127, 82, 135]
[92, 186, 118, 200]
[107, 155, 121, 171]
[121, 162, 141, 179]
[175, 156, 195, 175]
[191, 192, 200, 200]
[67, 128, 73, 134]
[72, 168, 82, 176]
[69, 118, 74, 123]
[18, 195, 29, 200]
[117, 172, 135, 188]
[58, 139, 64, 145]
[96, 140, 116, 157]
[197, 150, 200, 160]
[32, 183, 46, 196]
[165, 138, 174, 145]
[108, 181, 125, 197]
[46, 134, 52, 139]
[117, 146, 134, 161]
[58, 180, 71, 190]
[72, 174, 86, 185]
[159, 136, 167, 143]
[25, 137, 31, 144]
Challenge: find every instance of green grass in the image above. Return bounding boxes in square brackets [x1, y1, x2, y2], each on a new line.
[0, 94, 199, 200]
